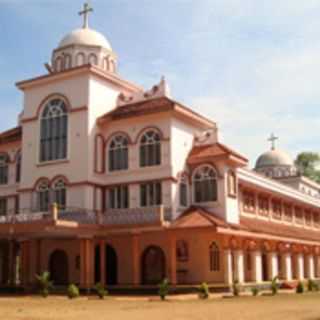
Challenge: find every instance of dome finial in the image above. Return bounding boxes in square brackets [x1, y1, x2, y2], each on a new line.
[268, 133, 278, 150]
[78, 2, 93, 29]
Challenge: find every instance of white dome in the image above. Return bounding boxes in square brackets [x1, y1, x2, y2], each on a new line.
[58, 28, 112, 50]
[255, 149, 294, 169]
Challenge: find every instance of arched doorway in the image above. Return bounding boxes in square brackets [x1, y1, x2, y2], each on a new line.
[94, 245, 101, 284]
[49, 250, 69, 285]
[141, 246, 166, 285]
[262, 253, 268, 281]
[106, 245, 118, 285]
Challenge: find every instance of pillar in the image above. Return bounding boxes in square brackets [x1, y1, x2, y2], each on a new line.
[132, 234, 140, 285]
[295, 254, 304, 280]
[315, 256, 320, 278]
[306, 255, 315, 279]
[282, 253, 292, 281]
[168, 233, 177, 286]
[99, 240, 106, 285]
[224, 249, 233, 285]
[80, 238, 94, 290]
[252, 251, 262, 282]
[267, 252, 278, 280]
[234, 250, 245, 283]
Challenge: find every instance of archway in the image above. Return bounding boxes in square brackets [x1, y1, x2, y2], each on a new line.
[49, 250, 69, 285]
[141, 246, 166, 285]
[262, 253, 268, 281]
[106, 245, 118, 285]
[94, 245, 101, 284]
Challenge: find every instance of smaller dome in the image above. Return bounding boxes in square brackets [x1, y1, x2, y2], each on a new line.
[58, 28, 112, 50]
[255, 149, 294, 169]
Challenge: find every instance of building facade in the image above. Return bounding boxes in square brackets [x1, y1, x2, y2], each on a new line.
[0, 4, 320, 289]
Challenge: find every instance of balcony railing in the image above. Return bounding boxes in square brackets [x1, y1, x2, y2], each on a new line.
[0, 206, 172, 226]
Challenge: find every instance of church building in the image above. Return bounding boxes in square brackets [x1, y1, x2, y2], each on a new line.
[0, 3, 320, 290]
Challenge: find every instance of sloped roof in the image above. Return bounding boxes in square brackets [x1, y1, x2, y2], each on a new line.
[0, 126, 22, 145]
[240, 216, 320, 242]
[97, 97, 216, 127]
[187, 142, 248, 164]
[171, 206, 228, 228]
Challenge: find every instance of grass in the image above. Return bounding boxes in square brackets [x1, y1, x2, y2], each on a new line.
[0, 292, 319, 320]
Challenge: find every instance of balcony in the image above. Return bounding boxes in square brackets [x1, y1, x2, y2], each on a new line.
[0, 206, 172, 227]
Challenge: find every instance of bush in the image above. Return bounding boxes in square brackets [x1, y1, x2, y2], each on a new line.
[232, 280, 240, 297]
[67, 284, 80, 299]
[270, 276, 279, 295]
[35, 271, 53, 298]
[307, 279, 319, 292]
[251, 286, 259, 297]
[313, 282, 319, 292]
[296, 281, 304, 294]
[158, 278, 169, 301]
[198, 282, 209, 299]
[94, 282, 108, 299]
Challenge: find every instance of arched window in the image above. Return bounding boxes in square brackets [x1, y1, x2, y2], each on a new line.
[37, 180, 50, 212]
[193, 165, 218, 203]
[76, 52, 85, 66]
[179, 176, 188, 207]
[40, 98, 68, 162]
[209, 242, 220, 271]
[53, 179, 67, 210]
[0, 154, 9, 185]
[55, 57, 63, 72]
[88, 53, 98, 65]
[64, 54, 72, 69]
[108, 135, 129, 171]
[16, 151, 21, 183]
[103, 57, 109, 71]
[140, 130, 161, 167]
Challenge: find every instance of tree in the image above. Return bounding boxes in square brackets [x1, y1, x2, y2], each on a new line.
[295, 152, 320, 183]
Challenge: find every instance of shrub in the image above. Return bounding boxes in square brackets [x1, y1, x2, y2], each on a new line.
[198, 282, 209, 299]
[94, 282, 108, 299]
[232, 280, 240, 297]
[158, 278, 169, 301]
[307, 279, 319, 292]
[296, 281, 304, 294]
[67, 284, 80, 299]
[270, 276, 279, 295]
[251, 286, 259, 297]
[35, 271, 53, 298]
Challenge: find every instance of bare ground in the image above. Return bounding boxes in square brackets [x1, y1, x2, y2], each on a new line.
[0, 293, 319, 320]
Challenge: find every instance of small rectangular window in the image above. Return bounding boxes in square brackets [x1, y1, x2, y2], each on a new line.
[0, 198, 7, 216]
[107, 185, 129, 209]
[140, 182, 162, 207]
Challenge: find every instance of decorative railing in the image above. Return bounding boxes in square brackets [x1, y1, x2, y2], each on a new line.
[0, 206, 172, 226]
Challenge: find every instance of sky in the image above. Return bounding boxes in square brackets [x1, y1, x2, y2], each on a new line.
[1, 0, 320, 166]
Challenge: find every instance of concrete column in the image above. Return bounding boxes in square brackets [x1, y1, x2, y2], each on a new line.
[267, 252, 278, 280]
[315, 256, 320, 278]
[295, 254, 304, 280]
[99, 240, 106, 285]
[282, 253, 292, 281]
[224, 249, 233, 285]
[306, 255, 315, 279]
[252, 251, 262, 282]
[132, 235, 140, 285]
[234, 250, 245, 283]
[168, 234, 177, 286]
[80, 239, 94, 289]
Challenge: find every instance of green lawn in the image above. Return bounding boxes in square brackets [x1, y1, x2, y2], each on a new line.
[0, 293, 319, 320]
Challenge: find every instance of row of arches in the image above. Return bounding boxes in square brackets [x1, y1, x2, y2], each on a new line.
[48, 245, 166, 286]
[53, 53, 116, 73]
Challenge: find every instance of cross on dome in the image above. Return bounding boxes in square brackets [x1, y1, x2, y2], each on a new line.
[268, 133, 278, 150]
[78, 2, 93, 29]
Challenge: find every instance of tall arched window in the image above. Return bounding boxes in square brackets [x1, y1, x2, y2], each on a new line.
[40, 98, 68, 162]
[37, 180, 50, 212]
[0, 154, 9, 185]
[140, 130, 161, 167]
[88, 53, 98, 65]
[53, 179, 66, 210]
[16, 151, 21, 183]
[193, 165, 218, 203]
[64, 54, 72, 69]
[76, 52, 85, 66]
[108, 135, 129, 171]
[209, 242, 220, 271]
[179, 176, 188, 207]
